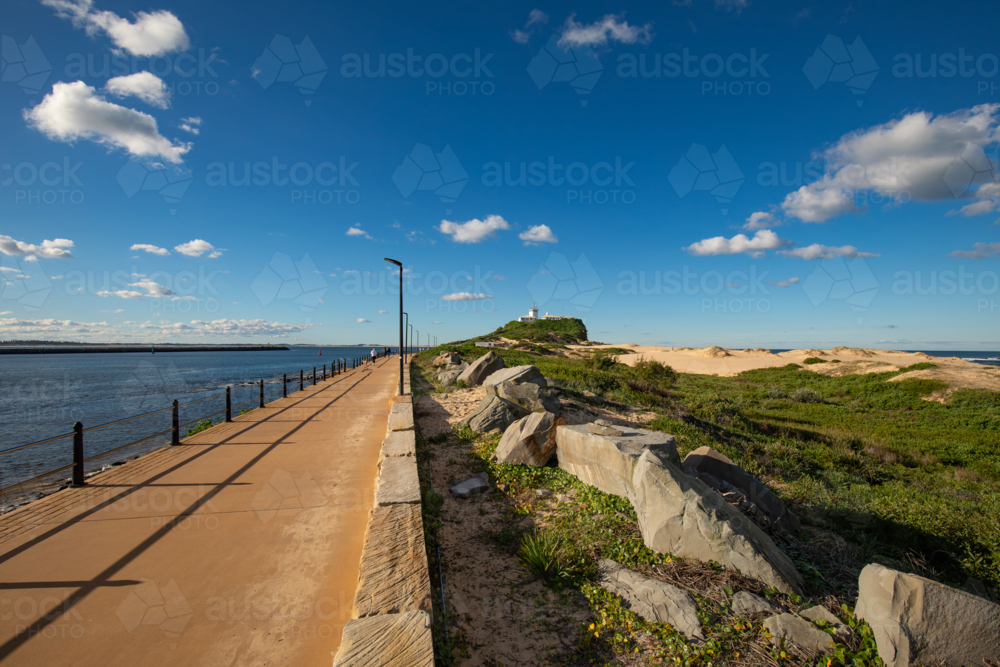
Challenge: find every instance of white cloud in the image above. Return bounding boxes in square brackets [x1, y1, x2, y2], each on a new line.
[714, 0, 749, 11]
[174, 239, 222, 258]
[130, 243, 169, 256]
[519, 224, 558, 245]
[377, 310, 388, 314]
[0, 235, 75, 259]
[433, 321, 441, 324]
[442, 292, 493, 301]
[356, 318, 370, 323]
[512, 9, 548, 43]
[41, 0, 190, 57]
[683, 229, 791, 258]
[780, 104, 1000, 222]
[0, 311, 10, 315]
[949, 242, 1000, 260]
[767, 277, 800, 288]
[558, 13, 652, 48]
[778, 244, 880, 260]
[179, 116, 201, 134]
[346, 225, 372, 239]
[105, 72, 171, 108]
[24, 81, 191, 163]
[97, 289, 145, 299]
[742, 211, 779, 231]
[437, 215, 510, 243]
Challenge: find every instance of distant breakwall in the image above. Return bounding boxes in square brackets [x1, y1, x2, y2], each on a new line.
[0, 346, 290, 355]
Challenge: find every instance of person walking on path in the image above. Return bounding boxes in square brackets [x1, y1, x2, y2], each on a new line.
[370, 348, 376, 364]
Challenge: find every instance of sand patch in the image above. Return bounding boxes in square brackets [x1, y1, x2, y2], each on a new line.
[806, 360, 896, 377]
[694, 346, 732, 358]
[889, 365, 1000, 401]
[830, 346, 876, 357]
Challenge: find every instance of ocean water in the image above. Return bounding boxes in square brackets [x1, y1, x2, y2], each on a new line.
[0, 347, 409, 506]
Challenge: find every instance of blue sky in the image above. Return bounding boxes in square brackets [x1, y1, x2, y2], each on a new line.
[1, 0, 998, 349]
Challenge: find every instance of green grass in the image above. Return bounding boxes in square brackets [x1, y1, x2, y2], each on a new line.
[469, 317, 589, 346]
[803, 357, 828, 364]
[418, 342, 1000, 591]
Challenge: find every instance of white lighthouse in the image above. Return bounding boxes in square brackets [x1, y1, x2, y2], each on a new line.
[518, 302, 539, 322]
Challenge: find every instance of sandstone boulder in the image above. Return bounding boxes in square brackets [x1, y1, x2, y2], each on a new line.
[457, 351, 505, 386]
[483, 365, 545, 391]
[462, 394, 528, 433]
[494, 412, 565, 466]
[375, 457, 420, 506]
[494, 381, 560, 414]
[682, 446, 800, 533]
[588, 419, 623, 436]
[763, 612, 838, 657]
[598, 559, 703, 641]
[437, 370, 462, 386]
[732, 591, 779, 614]
[433, 352, 460, 366]
[556, 424, 680, 498]
[631, 451, 804, 595]
[856, 563, 1000, 667]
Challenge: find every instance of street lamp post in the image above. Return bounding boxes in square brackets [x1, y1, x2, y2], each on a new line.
[384, 258, 404, 396]
[403, 311, 409, 362]
[415, 330, 419, 352]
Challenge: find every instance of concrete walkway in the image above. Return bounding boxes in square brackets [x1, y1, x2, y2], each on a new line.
[0, 357, 399, 666]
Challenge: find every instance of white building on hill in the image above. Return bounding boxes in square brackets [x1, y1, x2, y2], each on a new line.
[518, 302, 565, 322]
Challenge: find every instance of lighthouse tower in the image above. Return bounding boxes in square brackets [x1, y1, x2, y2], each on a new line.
[518, 302, 539, 322]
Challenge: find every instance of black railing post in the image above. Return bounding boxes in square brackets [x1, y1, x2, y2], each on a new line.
[300, 369, 304, 391]
[312, 367, 317, 385]
[72, 422, 85, 486]
[171, 400, 180, 445]
[283, 373, 287, 398]
[225, 386, 232, 422]
[323, 363, 326, 380]
[259, 379, 264, 408]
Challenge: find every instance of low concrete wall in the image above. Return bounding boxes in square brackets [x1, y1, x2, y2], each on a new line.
[333, 362, 434, 666]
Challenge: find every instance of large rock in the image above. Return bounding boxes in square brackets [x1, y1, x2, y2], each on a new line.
[598, 559, 703, 641]
[462, 394, 528, 433]
[494, 381, 560, 415]
[556, 424, 681, 498]
[333, 610, 434, 666]
[437, 369, 462, 386]
[632, 451, 804, 595]
[763, 612, 838, 657]
[856, 563, 1000, 667]
[457, 351, 505, 386]
[732, 591, 780, 614]
[682, 446, 800, 533]
[483, 365, 545, 391]
[494, 412, 565, 466]
[433, 352, 460, 366]
[352, 504, 432, 618]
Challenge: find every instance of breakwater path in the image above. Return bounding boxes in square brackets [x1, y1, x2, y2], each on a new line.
[0, 356, 398, 665]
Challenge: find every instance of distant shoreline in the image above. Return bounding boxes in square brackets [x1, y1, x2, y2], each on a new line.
[0, 345, 290, 355]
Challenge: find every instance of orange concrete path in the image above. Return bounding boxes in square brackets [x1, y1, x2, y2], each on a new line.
[0, 357, 398, 666]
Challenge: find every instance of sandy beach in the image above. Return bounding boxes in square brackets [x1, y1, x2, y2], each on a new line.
[569, 344, 1000, 396]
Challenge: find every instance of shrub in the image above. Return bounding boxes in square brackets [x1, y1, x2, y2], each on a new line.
[185, 419, 214, 436]
[766, 385, 787, 399]
[519, 531, 564, 581]
[790, 388, 824, 403]
[629, 356, 677, 387]
[582, 354, 619, 372]
[803, 357, 828, 364]
[899, 362, 938, 372]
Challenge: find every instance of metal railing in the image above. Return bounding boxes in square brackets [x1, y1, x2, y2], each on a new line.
[0, 358, 356, 502]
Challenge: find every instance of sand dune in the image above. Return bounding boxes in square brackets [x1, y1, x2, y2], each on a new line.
[567, 344, 999, 395]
